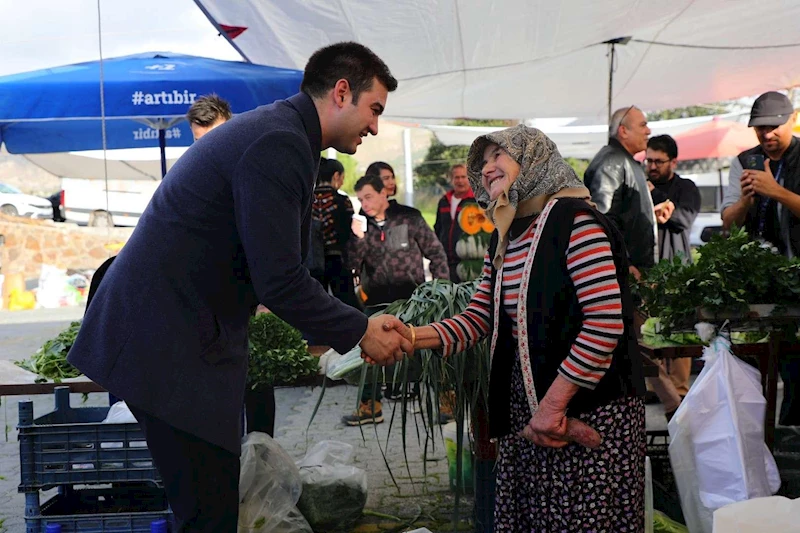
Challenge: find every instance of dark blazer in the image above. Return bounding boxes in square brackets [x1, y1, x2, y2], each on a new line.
[68, 93, 368, 453]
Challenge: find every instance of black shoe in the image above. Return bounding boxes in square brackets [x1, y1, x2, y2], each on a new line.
[644, 390, 661, 405]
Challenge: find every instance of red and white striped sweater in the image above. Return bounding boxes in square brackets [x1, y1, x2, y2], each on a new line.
[430, 211, 623, 389]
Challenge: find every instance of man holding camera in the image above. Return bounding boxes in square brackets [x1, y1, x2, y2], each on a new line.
[721, 90, 800, 426]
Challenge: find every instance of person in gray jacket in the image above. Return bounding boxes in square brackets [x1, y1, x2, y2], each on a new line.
[584, 105, 658, 279]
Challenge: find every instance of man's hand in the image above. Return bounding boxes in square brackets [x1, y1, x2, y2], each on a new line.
[351, 219, 365, 239]
[647, 180, 655, 192]
[742, 165, 783, 200]
[629, 265, 642, 281]
[359, 315, 412, 366]
[653, 200, 674, 224]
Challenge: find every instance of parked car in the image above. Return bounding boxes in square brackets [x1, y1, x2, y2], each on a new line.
[0, 183, 54, 219]
[690, 212, 723, 247]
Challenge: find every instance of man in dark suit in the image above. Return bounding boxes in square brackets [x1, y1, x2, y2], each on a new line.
[68, 42, 411, 532]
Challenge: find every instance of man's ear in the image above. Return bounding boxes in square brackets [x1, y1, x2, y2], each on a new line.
[333, 79, 350, 108]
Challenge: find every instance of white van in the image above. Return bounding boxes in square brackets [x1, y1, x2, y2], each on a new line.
[62, 177, 162, 227]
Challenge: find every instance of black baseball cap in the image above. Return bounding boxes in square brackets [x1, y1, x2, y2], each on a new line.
[748, 91, 795, 127]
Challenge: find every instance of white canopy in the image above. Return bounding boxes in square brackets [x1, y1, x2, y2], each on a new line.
[195, 0, 800, 120]
[426, 113, 747, 158]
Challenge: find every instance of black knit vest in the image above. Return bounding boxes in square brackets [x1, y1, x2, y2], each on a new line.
[486, 198, 645, 438]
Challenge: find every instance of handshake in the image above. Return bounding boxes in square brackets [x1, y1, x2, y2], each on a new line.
[358, 315, 414, 366]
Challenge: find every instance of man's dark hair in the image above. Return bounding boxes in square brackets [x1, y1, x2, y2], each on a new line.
[365, 161, 394, 177]
[354, 174, 384, 193]
[647, 134, 678, 160]
[186, 94, 232, 126]
[316, 158, 345, 185]
[301, 42, 398, 104]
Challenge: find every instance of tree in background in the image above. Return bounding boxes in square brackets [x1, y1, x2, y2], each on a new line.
[320, 151, 360, 194]
[646, 104, 729, 121]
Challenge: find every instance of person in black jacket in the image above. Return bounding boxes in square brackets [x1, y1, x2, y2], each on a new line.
[643, 135, 701, 420]
[645, 135, 701, 264]
[721, 91, 800, 425]
[584, 105, 658, 279]
[67, 42, 411, 532]
[312, 158, 360, 308]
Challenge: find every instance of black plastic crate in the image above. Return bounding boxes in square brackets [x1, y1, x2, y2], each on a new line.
[25, 485, 173, 533]
[18, 387, 160, 492]
[646, 429, 685, 524]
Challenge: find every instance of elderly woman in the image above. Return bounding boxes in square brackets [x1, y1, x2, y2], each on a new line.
[380, 126, 647, 530]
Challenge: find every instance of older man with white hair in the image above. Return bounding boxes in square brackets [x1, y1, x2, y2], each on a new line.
[584, 106, 658, 279]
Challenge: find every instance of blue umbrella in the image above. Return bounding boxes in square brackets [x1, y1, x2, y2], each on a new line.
[0, 52, 303, 176]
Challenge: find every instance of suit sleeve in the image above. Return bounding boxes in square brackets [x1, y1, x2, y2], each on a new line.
[664, 180, 701, 233]
[233, 132, 367, 353]
[414, 215, 451, 279]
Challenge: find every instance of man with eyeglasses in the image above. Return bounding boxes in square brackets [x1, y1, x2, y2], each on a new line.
[645, 135, 701, 265]
[643, 135, 701, 421]
[584, 105, 657, 280]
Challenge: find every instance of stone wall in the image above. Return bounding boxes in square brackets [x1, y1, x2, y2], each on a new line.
[0, 215, 133, 281]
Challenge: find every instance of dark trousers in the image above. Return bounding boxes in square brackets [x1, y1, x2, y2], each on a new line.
[129, 405, 240, 532]
[780, 354, 800, 426]
[244, 384, 275, 436]
[314, 254, 360, 309]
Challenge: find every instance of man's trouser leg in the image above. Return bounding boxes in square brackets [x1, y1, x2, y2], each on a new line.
[780, 352, 800, 426]
[129, 405, 240, 532]
[667, 357, 692, 397]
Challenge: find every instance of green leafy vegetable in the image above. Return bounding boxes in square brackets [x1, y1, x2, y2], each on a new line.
[636, 227, 800, 332]
[15, 321, 82, 383]
[247, 313, 318, 387]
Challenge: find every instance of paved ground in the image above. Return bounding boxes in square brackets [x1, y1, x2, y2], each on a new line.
[0, 307, 673, 532]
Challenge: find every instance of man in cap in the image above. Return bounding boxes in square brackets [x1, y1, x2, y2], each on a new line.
[721, 90, 800, 425]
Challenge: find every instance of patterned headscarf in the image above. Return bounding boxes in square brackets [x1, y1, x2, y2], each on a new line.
[466, 125, 591, 268]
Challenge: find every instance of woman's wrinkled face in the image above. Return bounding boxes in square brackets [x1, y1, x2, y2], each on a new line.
[481, 143, 521, 201]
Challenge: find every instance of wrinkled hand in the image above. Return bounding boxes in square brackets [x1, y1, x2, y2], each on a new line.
[518, 401, 602, 449]
[359, 316, 411, 366]
[742, 166, 783, 199]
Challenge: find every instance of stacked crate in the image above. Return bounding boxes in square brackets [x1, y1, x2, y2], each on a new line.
[18, 387, 172, 532]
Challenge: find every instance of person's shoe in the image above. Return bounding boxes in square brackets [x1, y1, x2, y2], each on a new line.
[438, 412, 454, 425]
[438, 391, 456, 425]
[342, 401, 384, 426]
[644, 390, 661, 405]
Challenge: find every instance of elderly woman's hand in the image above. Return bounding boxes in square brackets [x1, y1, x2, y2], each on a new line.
[519, 404, 602, 449]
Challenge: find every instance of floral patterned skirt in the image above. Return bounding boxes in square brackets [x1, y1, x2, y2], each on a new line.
[494, 358, 646, 532]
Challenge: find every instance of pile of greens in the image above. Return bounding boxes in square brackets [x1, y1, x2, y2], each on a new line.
[636, 227, 800, 331]
[247, 312, 318, 387]
[16, 321, 82, 383]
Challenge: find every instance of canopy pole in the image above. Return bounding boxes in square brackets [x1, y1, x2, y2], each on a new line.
[403, 128, 413, 207]
[159, 129, 167, 178]
[604, 37, 631, 131]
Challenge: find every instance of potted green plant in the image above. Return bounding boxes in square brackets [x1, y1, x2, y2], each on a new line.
[312, 279, 495, 531]
[247, 312, 319, 435]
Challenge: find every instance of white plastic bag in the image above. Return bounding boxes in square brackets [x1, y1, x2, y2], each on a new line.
[713, 496, 800, 532]
[295, 440, 367, 530]
[238, 432, 312, 533]
[668, 330, 781, 533]
[326, 346, 364, 380]
[37, 264, 68, 308]
[102, 401, 136, 424]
